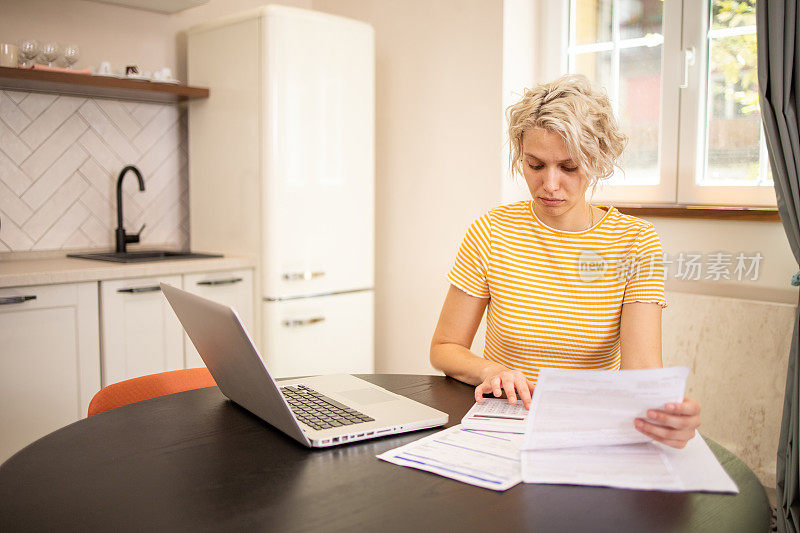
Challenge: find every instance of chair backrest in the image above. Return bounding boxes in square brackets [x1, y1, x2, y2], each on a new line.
[87, 368, 217, 416]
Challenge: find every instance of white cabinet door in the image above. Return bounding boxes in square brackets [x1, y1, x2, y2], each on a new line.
[262, 290, 374, 378]
[0, 282, 100, 463]
[100, 276, 183, 386]
[181, 269, 254, 368]
[262, 12, 374, 298]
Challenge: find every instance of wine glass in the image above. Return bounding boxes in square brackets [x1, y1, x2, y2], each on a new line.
[18, 39, 40, 68]
[63, 45, 79, 69]
[41, 42, 60, 67]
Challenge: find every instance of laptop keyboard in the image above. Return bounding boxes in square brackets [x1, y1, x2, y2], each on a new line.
[280, 384, 375, 431]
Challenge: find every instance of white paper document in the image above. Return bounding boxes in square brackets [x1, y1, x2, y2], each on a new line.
[523, 366, 690, 450]
[521, 435, 739, 493]
[376, 425, 523, 491]
[461, 398, 529, 433]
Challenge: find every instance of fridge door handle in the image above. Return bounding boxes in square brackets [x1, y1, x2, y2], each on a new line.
[282, 271, 325, 281]
[282, 316, 326, 328]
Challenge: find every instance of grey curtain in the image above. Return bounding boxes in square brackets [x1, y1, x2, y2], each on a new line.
[757, 1, 800, 532]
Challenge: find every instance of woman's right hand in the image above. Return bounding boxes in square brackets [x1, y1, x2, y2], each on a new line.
[474, 367, 535, 409]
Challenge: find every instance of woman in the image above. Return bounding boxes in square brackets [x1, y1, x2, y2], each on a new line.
[430, 74, 700, 449]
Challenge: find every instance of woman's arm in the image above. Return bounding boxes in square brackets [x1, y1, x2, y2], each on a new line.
[620, 302, 701, 448]
[619, 301, 663, 369]
[430, 285, 535, 408]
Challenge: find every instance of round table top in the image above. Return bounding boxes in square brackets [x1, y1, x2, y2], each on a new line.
[0, 374, 770, 532]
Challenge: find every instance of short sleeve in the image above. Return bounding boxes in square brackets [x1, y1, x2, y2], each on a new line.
[622, 225, 668, 308]
[447, 214, 492, 298]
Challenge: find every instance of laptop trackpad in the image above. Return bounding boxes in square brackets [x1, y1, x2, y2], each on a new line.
[339, 388, 396, 405]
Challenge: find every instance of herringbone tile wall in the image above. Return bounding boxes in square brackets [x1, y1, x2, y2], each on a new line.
[0, 90, 188, 252]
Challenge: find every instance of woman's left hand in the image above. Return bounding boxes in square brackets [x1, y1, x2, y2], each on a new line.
[634, 397, 701, 449]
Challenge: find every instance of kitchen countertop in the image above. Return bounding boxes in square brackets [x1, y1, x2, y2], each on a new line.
[0, 253, 256, 289]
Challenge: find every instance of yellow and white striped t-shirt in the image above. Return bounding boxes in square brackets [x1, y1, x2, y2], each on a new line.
[448, 200, 667, 383]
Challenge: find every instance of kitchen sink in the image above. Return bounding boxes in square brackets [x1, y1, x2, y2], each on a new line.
[67, 251, 224, 263]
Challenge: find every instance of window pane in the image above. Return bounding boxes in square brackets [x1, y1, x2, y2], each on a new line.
[619, 0, 663, 40]
[711, 0, 756, 30]
[573, 51, 613, 90]
[575, 0, 613, 44]
[618, 45, 662, 185]
[702, 1, 765, 186]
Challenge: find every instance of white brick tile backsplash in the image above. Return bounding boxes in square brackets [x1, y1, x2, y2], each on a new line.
[22, 143, 88, 211]
[0, 149, 32, 195]
[0, 179, 33, 226]
[0, 91, 31, 135]
[133, 105, 179, 154]
[135, 120, 181, 176]
[18, 93, 58, 120]
[79, 185, 113, 223]
[121, 101, 139, 116]
[33, 201, 89, 250]
[130, 102, 161, 127]
[23, 173, 87, 241]
[0, 91, 187, 252]
[62, 228, 92, 249]
[0, 118, 32, 165]
[20, 95, 84, 149]
[121, 189, 144, 226]
[95, 100, 141, 140]
[0, 208, 34, 250]
[4, 91, 27, 104]
[80, 213, 110, 245]
[135, 148, 182, 207]
[78, 100, 139, 163]
[20, 115, 88, 180]
[78, 129, 122, 174]
[78, 158, 113, 199]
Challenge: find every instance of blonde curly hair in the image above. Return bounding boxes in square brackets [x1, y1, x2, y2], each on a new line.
[506, 74, 627, 184]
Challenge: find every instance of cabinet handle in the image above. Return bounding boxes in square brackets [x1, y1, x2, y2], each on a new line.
[117, 286, 161, 294]
[282, 317, 325, 328]
[282, 271, 325, 281]
[0, 295, 36, 305]
[197, 277, 243, 286]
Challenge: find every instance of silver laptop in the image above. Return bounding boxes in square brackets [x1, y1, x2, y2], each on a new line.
[160, 283, 448, 447]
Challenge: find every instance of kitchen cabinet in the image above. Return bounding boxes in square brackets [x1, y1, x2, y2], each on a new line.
[0, 282, 100, 463]
[100, 275, 184, 385]
[182, 269, 254, 368]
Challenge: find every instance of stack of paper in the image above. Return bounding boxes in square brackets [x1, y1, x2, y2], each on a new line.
[376, 426, 523, 491]
[377, 367, 738, 494]
[520, 367, 738, 493]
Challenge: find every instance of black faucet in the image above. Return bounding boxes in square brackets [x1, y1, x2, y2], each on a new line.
[116, 165, 146, 254]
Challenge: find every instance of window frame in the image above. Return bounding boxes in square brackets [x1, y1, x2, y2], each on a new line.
[552, 0, 777, 208]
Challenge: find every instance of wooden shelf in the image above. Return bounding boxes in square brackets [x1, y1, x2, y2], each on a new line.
[0, 66, 209, 104]
[609, 204, 781, 222]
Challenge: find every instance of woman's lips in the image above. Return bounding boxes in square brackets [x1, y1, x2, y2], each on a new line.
[539, 197, 565, 207]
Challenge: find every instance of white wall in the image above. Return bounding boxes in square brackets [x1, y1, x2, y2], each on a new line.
[312, 0, 504, 374]
[0, 0, 312, 82]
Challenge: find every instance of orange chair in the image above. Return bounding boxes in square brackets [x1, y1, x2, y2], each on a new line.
[87, 367, 217, 417]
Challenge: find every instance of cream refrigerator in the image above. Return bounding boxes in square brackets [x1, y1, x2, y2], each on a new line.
[187, 6, 374, 377]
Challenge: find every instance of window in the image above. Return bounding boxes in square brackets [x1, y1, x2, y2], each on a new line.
[565, 0, 775, 207]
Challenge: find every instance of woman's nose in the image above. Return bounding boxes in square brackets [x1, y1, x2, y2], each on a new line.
[543, 168, 560, 192]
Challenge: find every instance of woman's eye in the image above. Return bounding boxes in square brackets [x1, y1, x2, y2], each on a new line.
[528, 164, 544, 170]
[562, 166, 578, 172]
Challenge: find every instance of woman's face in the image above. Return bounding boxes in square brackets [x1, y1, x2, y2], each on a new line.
[521, 127, 592, 228]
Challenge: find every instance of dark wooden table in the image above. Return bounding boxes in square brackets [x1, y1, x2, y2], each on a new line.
[0, 375, 770, 532]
